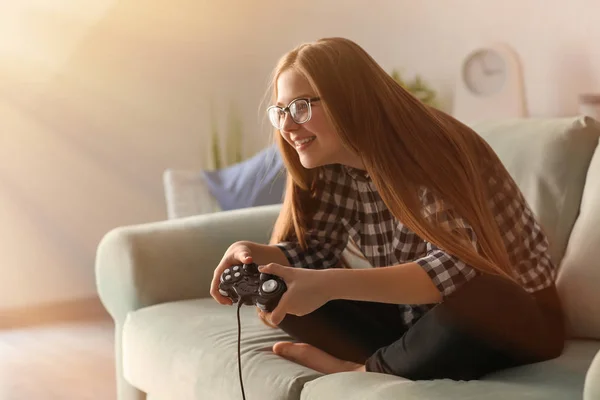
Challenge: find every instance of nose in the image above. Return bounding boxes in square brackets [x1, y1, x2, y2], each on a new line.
[280, 112, 298, 133]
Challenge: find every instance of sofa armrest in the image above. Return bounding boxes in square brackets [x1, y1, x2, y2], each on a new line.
[95, 204, 281, 323]
[585, 348, 600, 400]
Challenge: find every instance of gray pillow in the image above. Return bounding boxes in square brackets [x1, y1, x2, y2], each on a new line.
[202, 144, 286, 211]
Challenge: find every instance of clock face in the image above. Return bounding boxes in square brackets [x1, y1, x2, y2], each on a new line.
[462, 49, 507, 96]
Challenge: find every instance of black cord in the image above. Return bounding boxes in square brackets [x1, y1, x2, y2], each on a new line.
[237, 301, 246, 400]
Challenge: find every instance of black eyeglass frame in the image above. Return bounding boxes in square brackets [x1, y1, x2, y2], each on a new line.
[266, 97, 321, 129]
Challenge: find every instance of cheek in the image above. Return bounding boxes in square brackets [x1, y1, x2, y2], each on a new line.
[305, 114, 336, 140]
[279, 131, 293, 146]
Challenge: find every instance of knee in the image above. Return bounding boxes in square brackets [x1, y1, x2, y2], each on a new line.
[440, 274, 538, 331]
[441, 274, 563, 361]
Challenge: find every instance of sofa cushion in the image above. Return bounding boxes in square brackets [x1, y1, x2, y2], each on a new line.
[471, 116, 600, 266]
[300, 340, 600, 400]
[122, 299, 322, 400]
[584, 349, 600, 400]
[557, 142, 600, 339]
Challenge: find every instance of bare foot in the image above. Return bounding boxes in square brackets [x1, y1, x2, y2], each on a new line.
[273, 342, 365, 374]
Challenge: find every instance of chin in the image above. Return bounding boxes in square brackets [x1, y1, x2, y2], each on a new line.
[298, 155, 325, 170]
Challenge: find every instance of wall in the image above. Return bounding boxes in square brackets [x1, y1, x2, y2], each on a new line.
[1, 0, 599, 310]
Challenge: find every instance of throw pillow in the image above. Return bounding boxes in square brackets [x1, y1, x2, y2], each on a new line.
[202, 144, 286, 211]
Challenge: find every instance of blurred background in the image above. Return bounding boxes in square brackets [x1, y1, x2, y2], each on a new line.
[1, 0, 599, 398]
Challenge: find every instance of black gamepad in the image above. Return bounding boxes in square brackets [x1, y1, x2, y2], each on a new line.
[218, 262, 287, 312]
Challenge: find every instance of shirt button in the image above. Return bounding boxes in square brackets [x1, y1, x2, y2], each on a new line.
[377, 246, 383, 253]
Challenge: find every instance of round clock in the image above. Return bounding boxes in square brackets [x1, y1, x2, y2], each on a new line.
[452, 43, 527, 125]
[462, 48, 507, 96]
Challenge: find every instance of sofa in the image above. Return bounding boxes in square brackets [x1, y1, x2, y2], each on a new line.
[96, 116, 600, 400]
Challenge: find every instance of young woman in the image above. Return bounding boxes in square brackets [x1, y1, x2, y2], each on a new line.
[210, 37, 565, 380]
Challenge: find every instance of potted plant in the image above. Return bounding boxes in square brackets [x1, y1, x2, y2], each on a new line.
[390, 69, 439, 109]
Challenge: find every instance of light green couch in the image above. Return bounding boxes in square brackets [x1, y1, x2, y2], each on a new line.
[96, 117, 600, 400]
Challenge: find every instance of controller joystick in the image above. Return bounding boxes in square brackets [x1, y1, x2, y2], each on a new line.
[243, 263, 259, 274]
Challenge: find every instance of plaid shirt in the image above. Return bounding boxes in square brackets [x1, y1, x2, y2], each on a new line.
[276, 163, 556, 328]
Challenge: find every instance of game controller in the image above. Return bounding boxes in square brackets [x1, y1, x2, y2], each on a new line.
[218, 262, 287, 312]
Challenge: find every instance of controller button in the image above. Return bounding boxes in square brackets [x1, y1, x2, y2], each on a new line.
[224, 268, 231, 274]
[262, 279, 279, 293]
[234, 272, 241, 278]
[225, 275, 232, 281]
[233, 266, 240, 271]
[256, 302, 267, 310]
[219, 289, 229, 297]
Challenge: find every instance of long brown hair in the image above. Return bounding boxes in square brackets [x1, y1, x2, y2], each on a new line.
[266, 37, 518, 283]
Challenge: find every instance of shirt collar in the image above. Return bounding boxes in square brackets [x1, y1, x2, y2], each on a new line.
[342, 165, 370, 181]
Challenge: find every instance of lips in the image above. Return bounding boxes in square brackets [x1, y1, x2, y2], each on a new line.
[293, 136, 316, 147]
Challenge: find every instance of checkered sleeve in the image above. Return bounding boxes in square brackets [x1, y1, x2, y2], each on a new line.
[414, 188, 479, 298]
[275, 170, 353, 269]
[487, 169, 556, 293]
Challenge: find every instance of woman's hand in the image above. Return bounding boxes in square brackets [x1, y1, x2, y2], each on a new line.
[210, 241, 256, 305]
[258, 263, 331, 325]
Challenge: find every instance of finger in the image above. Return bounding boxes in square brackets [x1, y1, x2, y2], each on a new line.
[238, 248, 253, 264]
[210, 266, 223, 297]
[258, 263, 289, 279]
[257, 309, 275, 327]
[211, 259, 227, 285]
[210, 277, 220, 300]
[212, 288, 233, 305]
[269, 292, 290, 325]
[210, 284, 232, 305]
[210, 264, 232, 305]
[213, 280, 233, 305]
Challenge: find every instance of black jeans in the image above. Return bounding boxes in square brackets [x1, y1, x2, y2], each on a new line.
[278, 274, 565, 380]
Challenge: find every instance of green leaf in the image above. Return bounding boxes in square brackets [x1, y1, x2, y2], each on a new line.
[390, 69, 438, 108]
[390, 68, 406, 87]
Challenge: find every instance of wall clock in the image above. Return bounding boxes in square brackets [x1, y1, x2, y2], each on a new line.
[453, 43, 528, 125]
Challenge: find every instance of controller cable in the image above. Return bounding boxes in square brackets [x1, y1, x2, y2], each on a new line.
[237, 301, 247, 400]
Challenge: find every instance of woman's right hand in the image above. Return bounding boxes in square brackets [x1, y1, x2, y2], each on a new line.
[210, 241, 255, 305]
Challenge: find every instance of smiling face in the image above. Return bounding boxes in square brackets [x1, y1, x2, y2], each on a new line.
[275, 68, 361, 170]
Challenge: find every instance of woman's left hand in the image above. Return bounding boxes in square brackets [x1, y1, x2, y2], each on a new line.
[258, 263, 331, 325]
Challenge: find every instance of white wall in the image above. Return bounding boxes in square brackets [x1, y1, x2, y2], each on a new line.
[1, 0, 599, 310]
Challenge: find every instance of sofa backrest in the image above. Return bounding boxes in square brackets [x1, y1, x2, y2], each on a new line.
[472, 116, 600, 339]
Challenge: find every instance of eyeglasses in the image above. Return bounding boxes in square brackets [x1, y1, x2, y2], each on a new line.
[267, 97, 320, 130]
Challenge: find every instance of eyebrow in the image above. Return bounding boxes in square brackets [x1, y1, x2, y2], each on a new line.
[276, 94, 315, 107]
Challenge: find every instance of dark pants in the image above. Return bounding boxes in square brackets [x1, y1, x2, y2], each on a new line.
[278, 274, 565, 380]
